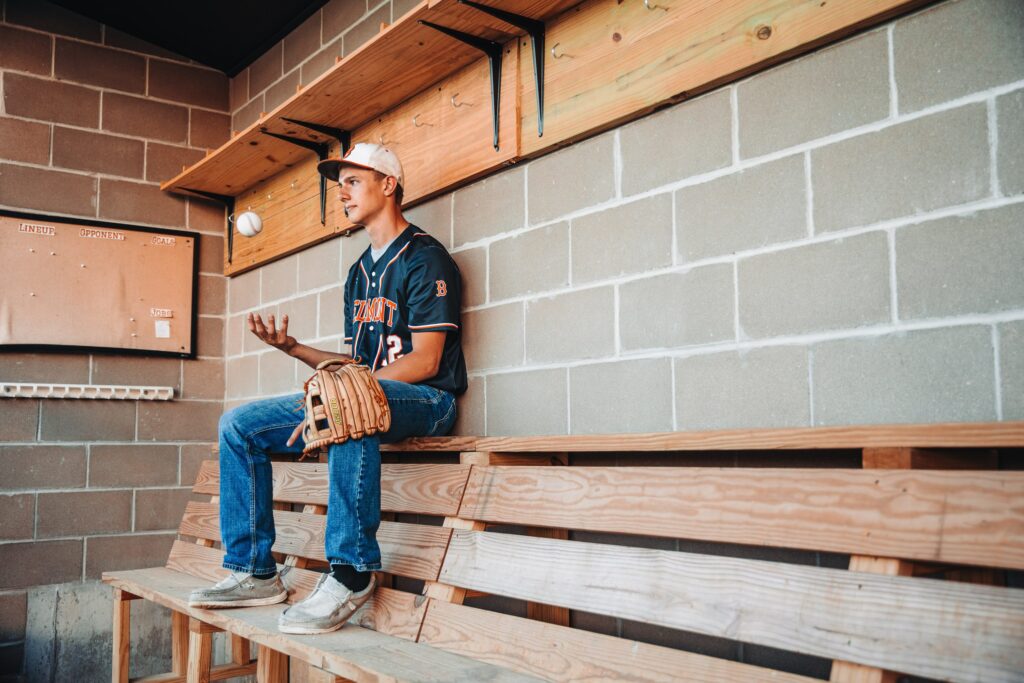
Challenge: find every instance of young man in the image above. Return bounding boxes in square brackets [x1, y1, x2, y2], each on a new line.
[189, 143, 468, 635]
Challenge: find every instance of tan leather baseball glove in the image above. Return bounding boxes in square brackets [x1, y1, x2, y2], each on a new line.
[289, 358, 391, 456]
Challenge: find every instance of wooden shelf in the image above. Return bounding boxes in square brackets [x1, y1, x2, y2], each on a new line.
[160, 0, 581, 198]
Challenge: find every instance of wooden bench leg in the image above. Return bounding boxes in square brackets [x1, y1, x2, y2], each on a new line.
[171, 611, 189, 675]
[230, 633, 251, 665]
[257, 646, 288, 683]
[112, 588, 139, 683]
[186, 618, 217, 683]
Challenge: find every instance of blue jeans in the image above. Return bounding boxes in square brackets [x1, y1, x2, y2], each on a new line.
[218, 379, 456, 573]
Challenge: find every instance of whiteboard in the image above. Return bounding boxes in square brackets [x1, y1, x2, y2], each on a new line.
[0, 210, 197, 357]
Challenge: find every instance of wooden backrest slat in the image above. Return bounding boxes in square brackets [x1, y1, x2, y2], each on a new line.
[420, 600, 817, 683]
[471, 420, 1024, 452]
[459, 466, 1024, 570]
[193, 461, 470, 516]
[437, 530, 1024, 682]
[179, 501, 450, 581]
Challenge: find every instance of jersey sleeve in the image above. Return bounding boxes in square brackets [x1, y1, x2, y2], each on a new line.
[405, 248, 461, 332]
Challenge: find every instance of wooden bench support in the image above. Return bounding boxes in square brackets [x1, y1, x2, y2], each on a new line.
[112, 589, 138, 683]
[257, 646, 288, 683]
[454, 452, 571, 627]
[829, 446, 1002, 683]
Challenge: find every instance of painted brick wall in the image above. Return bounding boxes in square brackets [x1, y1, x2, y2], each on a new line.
[225, 0, 1024, 437]
[0, 0, 230, 677]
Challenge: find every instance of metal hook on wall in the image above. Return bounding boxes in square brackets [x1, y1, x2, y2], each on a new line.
[412, 114, 434, 128]
[550, 42, 574, 59]
[451, 93, 475, 108]
[378, 133, 392, 146]
[643, 0, 668, 10]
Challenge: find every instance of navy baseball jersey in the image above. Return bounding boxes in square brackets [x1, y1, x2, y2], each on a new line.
[343, 224, 468, 395]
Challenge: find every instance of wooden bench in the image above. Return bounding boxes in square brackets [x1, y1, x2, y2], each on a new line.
[103, 420, 1024, 682]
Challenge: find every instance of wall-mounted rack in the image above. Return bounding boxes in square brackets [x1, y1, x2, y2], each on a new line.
[160, 0, 574, 199]
[0, 383, 175, 400]
[160, 0, 931, 276]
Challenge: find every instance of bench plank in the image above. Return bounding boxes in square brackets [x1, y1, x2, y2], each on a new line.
[178, 504, 450, 582]
[101, 564, 538, 682]
[193, 461, 470, 516]
[459, 466, 1024, 570]
[420, 599, 818, 683]
[438, 530, 1024, 683]
[473, 421, 1024, 452]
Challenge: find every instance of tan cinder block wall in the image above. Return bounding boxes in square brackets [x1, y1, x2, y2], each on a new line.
[0, 0, 233, 677]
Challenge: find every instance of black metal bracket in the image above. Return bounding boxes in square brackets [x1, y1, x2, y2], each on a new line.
[281, 118, 351, 154]
[260, 127, 337, 225]
[274, 119, 351, 227]
[419, 19, 503, 151]
[457, 0, 545, 138]
[179, 188, 236, 265]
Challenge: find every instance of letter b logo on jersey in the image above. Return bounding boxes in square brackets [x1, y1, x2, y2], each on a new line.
[435, 280, 447, 297]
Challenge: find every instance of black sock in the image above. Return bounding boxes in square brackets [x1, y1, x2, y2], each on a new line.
[331, 564, 371, 592]
[252, 570, 276, 580]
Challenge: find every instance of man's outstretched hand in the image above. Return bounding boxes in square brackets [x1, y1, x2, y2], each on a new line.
[248, 313, 296, 353]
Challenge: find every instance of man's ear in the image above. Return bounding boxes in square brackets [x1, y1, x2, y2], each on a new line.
[383, 176, 397, 197]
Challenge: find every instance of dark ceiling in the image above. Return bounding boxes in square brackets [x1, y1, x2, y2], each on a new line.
[50, 0, 329, 76]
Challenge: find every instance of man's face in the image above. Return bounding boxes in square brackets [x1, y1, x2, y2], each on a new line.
[338, 167, 388, 226]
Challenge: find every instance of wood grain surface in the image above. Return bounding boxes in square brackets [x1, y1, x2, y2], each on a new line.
[420, 599, 818, 682]
[459, 466, 1024, 569]
[438, 530, 1024, 682]
[102, 558, 533, 682]
[193, 460, 471, 516]
[178, 502, 450, 581]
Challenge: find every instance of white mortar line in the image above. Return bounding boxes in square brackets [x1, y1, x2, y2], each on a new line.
[131, 489, 137, 532]
[992, 325, 1004, 421]
[804, 151, 814, 237]
[461, 310, 1024, 379]
[458, 194, 1024, 316]
[886, 24, 899, 118]
[730, 84, 740, 164]
[987, 97, 1001, 198]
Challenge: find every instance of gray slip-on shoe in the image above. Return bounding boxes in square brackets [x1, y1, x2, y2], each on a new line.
[277, 573, 376, 634]
[188, 572, 288, 609]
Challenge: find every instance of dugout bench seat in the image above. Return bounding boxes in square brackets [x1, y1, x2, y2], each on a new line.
[103, 420, 1024, 682]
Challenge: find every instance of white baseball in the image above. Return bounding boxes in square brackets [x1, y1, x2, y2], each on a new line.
[236, 211, 263, 237]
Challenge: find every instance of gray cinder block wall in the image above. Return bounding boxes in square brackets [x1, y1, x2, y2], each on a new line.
[225, 0, 1024, 436]
[1, 0, 1022, 679]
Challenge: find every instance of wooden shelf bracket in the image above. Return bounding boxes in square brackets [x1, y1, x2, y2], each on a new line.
[459, 0, 546, 138]
[419, 19, 505, 151]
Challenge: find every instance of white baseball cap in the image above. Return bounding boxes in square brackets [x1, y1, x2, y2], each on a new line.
[317, 142, 404, 188]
